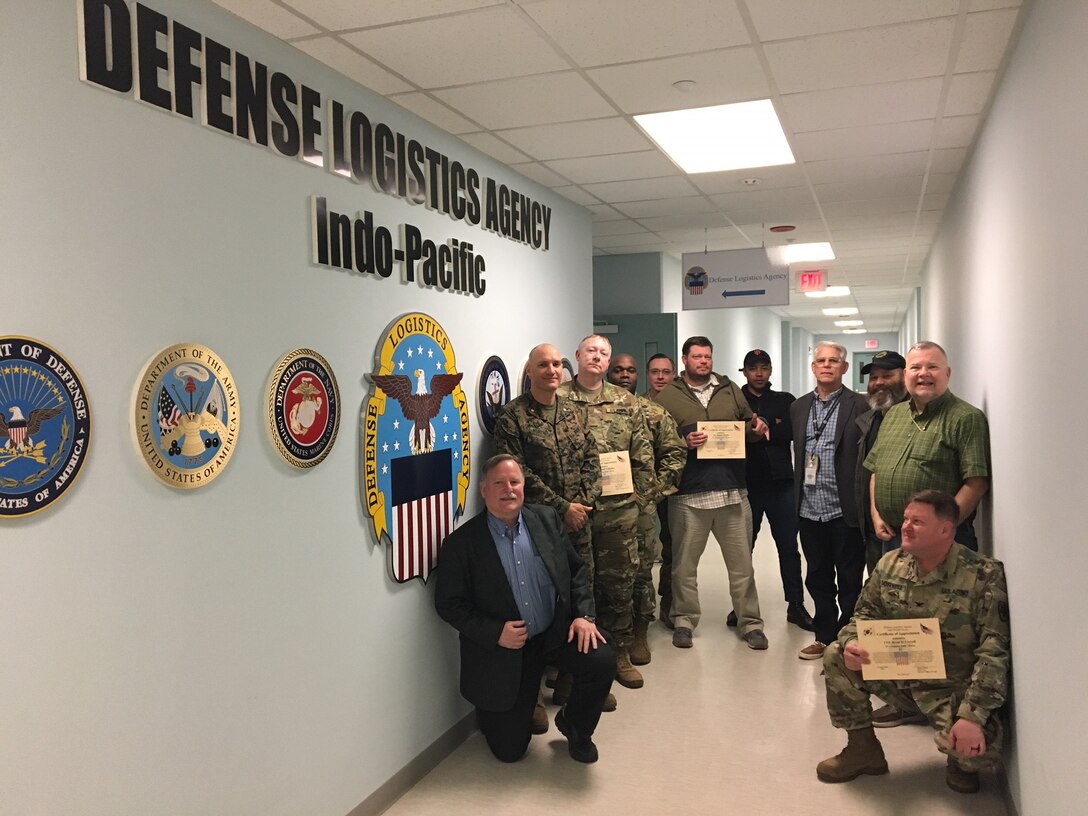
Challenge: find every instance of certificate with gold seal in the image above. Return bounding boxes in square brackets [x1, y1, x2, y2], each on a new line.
[599, 451, 634, 496]
[696, 421, 745, 459]
[856, 618, 947, 681]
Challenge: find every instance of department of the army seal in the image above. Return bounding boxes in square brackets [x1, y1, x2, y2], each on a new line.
[476, 355, 510, 435]
[362, 313, 470, 583]
[133, 343, 240, 489]
[0, 337, 92, 518]
[266, 348, 340, 468]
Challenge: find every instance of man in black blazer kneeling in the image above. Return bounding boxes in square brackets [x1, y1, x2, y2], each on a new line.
[435, 454, 616, 763]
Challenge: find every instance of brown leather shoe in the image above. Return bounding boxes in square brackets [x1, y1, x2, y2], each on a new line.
[816, 727, 889, 783]
[630, 619, 651, 665]
[614, 649, 645, 689]
[602, 692, 617, 712]
[531, 691, 549, 735]
[798, 641, 827, 660]
[946, 756, 980, 793]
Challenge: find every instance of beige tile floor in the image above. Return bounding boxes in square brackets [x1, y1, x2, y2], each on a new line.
[386, 528, 1010, 816]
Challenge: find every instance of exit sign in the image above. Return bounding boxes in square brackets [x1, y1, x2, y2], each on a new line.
[798, 269, 826, 292]
[865, 339, 879, 349]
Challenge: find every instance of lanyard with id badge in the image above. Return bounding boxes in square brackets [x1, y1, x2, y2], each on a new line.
[804, 393, 841, 486]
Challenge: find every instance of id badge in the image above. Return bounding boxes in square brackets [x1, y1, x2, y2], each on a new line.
[804, 453, 819, 486]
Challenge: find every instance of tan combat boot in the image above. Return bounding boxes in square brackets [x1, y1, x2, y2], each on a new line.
[629, 619, 651, 666]
[816, 726, 889, 783]
[946, 756, 980, 793]
[614, 648, 645, 689]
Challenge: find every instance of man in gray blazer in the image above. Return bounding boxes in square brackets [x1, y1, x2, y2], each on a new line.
[435, 454, 615, 763]
[789, 342, 871, 661]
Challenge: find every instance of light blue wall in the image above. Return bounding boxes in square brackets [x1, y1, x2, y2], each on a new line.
[592, 253, 664, 314]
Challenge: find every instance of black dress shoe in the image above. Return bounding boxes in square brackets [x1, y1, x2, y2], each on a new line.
[555, 709, 599, 763]
[786, 602, 815, 632]
[726, 610, 738, 627]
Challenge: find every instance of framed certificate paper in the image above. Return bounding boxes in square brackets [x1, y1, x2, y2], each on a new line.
[856, 618, 947, 680]
[696, 421, 745, 459]
[599, 451, 634, 496]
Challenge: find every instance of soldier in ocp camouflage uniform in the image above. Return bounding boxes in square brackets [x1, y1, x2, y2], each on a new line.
[560, 336, 655, 691]
[607, 353, 686, 666]
[817, 489, 1010, 795]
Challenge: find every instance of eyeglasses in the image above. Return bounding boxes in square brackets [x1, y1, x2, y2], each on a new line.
[814, 357, 844, 365]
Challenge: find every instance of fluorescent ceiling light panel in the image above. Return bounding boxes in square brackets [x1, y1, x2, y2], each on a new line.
[634, 100, 795, 174]
[805, 286, 851, 299]
[781, 242, 835, 264]
[834, 319, 864, 327]
[822, 307, 859, 316]
[842, 328, 867, 334]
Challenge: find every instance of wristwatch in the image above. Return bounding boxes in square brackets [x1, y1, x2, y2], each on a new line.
[582, 615, 596, 623]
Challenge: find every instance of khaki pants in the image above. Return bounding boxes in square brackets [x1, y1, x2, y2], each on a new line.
[668, 497, 762, 633]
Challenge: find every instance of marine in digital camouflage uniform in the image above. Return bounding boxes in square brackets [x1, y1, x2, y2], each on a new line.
[818, 489, 1010, 794]
[560, 337, 655, 688]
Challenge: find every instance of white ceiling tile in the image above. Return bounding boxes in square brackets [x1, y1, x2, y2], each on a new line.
[593, 219, 650, 237]
[765, 19, 955, 94]
[544, 150, 679, 185]
[725, 204, 823, 225]
[586, 204, 628, 221]
[638, 212, 739, 232]
[213, 0, 320, 38]
[935, 115, 980, 148]
[387, 92, 479, 134]
[690, 164, 809, 195]
[944, 71, 998, 116]
[792, 120, 934, 161]
[922, 172, 957, 195]
[341, 7, 567, 88]
[806, 152, 934, 184]
[955, 9, 1020, 73]
[291, 37, 411, 94]
[552, 185, 603, 206]
[709, 186, 815, 212]
[929, 147, 967, 174]
[509, 162, 570, 188]
[593, 232, 667, 249]
[781, 78, 943, 131]
[822, 194, 947, 217]
[497, 118, 653, 160]
[613, 197, 717, 219]
[587, 48, 770, 114]
[280, 0, 501, 30]
[522, 0, 750, 66]
[812, 176, 925, 202]
[748, 0, 959, 42]
[967, 0, 1021, 10]
[581, 176, 699, 203]
[458, 132, 531, 165]
[433, 72, 615, 129]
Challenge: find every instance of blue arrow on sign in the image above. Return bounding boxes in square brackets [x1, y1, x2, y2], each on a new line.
[722, 289, 767, 298]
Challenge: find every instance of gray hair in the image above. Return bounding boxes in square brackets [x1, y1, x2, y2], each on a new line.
[813, 341, 847, 361]
[481, 453, 520, 479]
[908, 340, 948, 361]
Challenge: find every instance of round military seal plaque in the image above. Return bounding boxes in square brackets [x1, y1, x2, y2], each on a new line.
[0, 336, 92, 518]
[476, 355, 510, 435]
[266, 348, 340, 468]
[133, 343, 240, 489]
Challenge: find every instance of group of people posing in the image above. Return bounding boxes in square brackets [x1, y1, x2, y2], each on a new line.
[435, 334, 1010, 797]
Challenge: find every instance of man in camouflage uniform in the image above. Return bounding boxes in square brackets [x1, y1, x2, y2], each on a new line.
[607, 353, 686, 666]
[493, 343, 603, 720]
[559, 336, 655, 690]
[818, 489, 1010, 795]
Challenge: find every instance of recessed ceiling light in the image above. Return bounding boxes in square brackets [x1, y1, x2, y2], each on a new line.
[834, 319, 864, 327]
[822, 307, 859, 316]
[672, 79, 697, 93]
[805, 286, 851, 299]
[780, 242, 835, 264]
[842, 328, 867, 334]
[634, 99, 795, 174]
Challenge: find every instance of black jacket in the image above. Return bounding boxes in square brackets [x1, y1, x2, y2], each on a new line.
[741, 384, 795, 489]
[434, 503, 595, 711]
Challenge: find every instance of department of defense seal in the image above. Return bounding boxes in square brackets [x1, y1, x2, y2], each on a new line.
[133, 343, 240, 489]
[363, 313, 471, 583]
[0, 337, 92, 518]
[266, 348, 340, 468]
[476, 355, 510, 435]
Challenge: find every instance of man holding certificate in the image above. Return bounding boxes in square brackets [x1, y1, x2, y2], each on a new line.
[817, 490, 1011, 794]
[655, 336, 770, 650]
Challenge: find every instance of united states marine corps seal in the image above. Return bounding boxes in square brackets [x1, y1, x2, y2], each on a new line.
[0, 337, 91, 518]
[133, 343, 239, 489]
[266, 349, 340, 468]
[363, 313, 470, 583]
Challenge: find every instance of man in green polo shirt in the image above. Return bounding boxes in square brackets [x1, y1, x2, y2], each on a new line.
[865, 341, 990, 551]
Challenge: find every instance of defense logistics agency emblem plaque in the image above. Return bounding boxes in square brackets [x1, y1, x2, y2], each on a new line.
[0, 337, 91, 518]
[134, 343, 239, 489]
[266, 349, 340, 469]
[363, 313, 470, 583]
